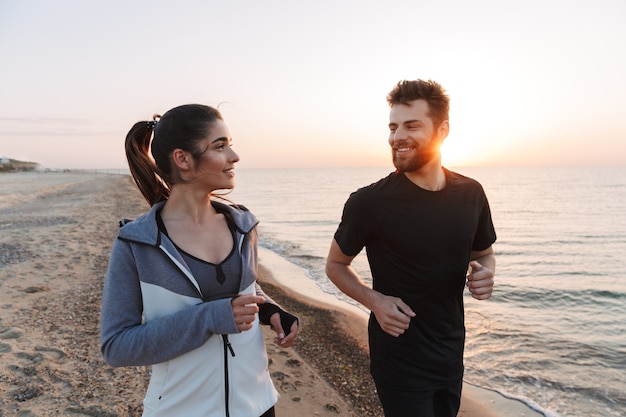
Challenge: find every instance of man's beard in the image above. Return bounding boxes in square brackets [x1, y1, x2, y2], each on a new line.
[392, 141, 439, 173]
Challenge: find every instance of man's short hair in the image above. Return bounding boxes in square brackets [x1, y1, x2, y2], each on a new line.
[387, 79, 450, 128]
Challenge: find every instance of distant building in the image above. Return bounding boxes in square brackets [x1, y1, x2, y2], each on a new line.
[0, 156, 10, 165]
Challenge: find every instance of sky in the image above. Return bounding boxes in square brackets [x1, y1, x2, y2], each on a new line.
[1, 0, 625, 170]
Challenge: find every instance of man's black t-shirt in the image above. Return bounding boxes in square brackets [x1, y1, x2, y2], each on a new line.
[334, 168, 496, 388]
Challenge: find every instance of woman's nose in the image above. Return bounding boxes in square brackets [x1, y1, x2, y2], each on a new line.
[230, 149, 240, 163]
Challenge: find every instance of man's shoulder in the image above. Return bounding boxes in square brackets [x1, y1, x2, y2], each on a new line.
[443, 168, 491, 205]
[445, 168, 484, 189]
[352, 171, 399, 196]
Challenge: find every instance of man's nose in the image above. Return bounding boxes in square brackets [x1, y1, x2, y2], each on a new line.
[391, 127, 406, 141]
[399, 125, 411, 138]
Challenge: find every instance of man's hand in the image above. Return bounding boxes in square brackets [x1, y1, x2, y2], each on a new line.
[467, 261, 494, 300]
[231, 294, 266, 332]
[371, 293, 415, 337]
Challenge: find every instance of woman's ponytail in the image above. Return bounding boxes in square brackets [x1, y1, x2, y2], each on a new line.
[124, 119, 170, 206]
[124, 104, 222, 206]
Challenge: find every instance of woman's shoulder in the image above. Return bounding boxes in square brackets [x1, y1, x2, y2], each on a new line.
[116, 203, 162, 244]
[212, 200, 258, 233]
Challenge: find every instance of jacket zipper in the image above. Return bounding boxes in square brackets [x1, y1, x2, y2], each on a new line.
[222, 335, 235, 417]
[222, 231, 245, 416]
[159, 227, 253, 416]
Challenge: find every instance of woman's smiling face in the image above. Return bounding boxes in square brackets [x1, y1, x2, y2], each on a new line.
[191, 119, 240, 191]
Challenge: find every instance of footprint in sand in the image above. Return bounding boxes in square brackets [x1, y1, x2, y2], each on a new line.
[0, 327, 22, 340]
[271, 370, 298, 393]
[286, 358, 302, 367]
[11, 347, 67, 366]
[0, 319, 16, 353]
[7, 347, 67, 382]
[23, 286, 49, 294]
[35, 346, 67, 364]
[65, 405, 118, 416]
[14, 351, 44, 366]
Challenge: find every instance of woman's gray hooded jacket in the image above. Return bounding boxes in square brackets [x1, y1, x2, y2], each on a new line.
[100, 200, 281, 416]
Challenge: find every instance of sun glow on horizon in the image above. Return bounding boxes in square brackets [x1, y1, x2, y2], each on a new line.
[0, 2, 624, 170]
[440, 138, 485, 168]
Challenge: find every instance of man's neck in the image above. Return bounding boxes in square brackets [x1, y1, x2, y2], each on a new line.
[403, 162, 446, 191]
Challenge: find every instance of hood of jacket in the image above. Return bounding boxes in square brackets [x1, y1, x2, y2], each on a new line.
[118, 200, 259, 246]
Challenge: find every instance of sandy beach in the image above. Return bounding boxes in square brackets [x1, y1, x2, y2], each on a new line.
[0, 172, 542, 416]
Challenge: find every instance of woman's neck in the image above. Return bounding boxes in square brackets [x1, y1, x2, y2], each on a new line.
[161, 185, 216, 224]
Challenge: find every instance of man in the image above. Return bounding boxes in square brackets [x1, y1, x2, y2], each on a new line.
[325, 79, 496, 417]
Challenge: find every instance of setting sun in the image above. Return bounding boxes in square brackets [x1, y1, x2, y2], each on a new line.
[440, 139, 480, 167]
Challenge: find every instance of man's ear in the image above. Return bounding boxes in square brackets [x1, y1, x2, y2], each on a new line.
[172, 148, 191, 170]
[437, 120, 450, 142]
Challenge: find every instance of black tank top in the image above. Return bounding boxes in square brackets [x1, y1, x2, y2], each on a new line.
[156, 211, 242, 301]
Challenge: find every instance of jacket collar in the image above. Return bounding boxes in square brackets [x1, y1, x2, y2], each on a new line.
[118, 200, 259, 246]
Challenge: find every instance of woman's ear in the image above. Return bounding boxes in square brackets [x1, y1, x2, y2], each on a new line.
[172, 148, 191, 171]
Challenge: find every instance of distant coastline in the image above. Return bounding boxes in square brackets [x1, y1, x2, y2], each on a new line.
[0, 157, 40, 172]
[0, 158, 130, 174]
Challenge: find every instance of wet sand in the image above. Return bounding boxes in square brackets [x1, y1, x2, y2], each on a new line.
[0, 172, 542, 416]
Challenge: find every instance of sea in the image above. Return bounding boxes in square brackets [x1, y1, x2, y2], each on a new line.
[226, 165, 626, 417]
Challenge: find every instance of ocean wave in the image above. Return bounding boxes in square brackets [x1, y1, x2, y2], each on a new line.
[492, 373, 626, 416]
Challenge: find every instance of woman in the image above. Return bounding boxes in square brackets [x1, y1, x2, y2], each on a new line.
[100, 104, 299, 417]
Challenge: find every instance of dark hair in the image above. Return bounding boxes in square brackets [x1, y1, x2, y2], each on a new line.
[386, 79, 450, 129]
[125, 104, 223, 206]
